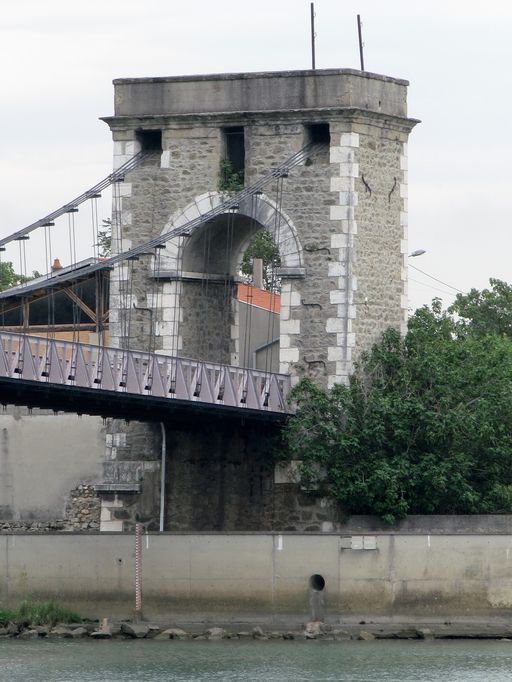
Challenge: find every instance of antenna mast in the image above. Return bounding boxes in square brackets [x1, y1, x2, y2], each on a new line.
[357, 14, 365, 71]
[310, 3, 316, 70]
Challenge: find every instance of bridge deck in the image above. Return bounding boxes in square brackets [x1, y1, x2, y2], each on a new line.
[0, 333, 291, 423]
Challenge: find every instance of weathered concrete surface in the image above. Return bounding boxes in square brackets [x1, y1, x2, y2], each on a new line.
[111, 69, 410, 118]
[3, 530, 512, 626]
[0, 407, 104, 524]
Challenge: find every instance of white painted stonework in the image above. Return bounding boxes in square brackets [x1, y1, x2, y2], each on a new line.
[327, 132, 360, 388]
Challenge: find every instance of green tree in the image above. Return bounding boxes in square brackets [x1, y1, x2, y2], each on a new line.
[96, 218, 112, 258]
[449, 278, 512, 338]
[0, 261, 21, 291]
[240, 230, 281, 292]
[0, 262, 42, 292]
[285, 298, 512, 522]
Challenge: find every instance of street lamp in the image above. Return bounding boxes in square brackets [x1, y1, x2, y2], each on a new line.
[409, 249, 426, 258]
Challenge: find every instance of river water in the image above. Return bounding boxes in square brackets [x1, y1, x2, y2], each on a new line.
[1, 639, 512, 681]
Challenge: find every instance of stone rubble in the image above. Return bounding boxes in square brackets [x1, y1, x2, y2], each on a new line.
[2, 619, 512, 642]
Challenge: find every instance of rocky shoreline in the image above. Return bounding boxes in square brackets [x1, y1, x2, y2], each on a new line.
[4, 620, 512, 642]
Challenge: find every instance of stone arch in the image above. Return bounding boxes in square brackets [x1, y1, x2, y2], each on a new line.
[156, 191, 304, 275]
[155, 192, 304, 369]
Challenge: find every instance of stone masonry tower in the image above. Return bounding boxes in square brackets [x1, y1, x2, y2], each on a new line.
[103, 69, 418, 389]
[99, 70, 417, 532]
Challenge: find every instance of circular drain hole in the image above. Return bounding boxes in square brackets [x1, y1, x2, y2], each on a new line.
[309, 573, 325, 591]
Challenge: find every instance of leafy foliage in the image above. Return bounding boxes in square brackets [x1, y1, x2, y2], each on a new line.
[285, 294, 512, 522]
[0, 261, 41, 292]
[0, 600, 82, 626]
[449, 278, 512, 338]
[219, 159, 244, 193]
[96, 218, 112, 258]
[240, 230, 281, 292]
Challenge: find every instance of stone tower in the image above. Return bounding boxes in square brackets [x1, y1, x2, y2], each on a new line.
[99, 69, 418, 532]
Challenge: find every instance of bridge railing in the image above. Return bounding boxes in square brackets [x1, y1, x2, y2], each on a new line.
[0, 332, 291, 414]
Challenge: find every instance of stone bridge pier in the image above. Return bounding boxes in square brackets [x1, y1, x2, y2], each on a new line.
[98, 69, 418, 531]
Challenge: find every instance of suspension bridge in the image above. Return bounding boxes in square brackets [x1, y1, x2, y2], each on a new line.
[0, 141, 327, 422]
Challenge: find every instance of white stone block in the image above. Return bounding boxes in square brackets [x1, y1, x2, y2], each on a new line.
[400, 155, 408, 171]
[330, 147, 355, 164]
[280, 282, 292, 295]
[401, 294, 409, 309]
[400, 239, 408, 254]
[183, 204, 201, 222]
[339, 162, 359, 178]
[280, 334, 291, 348]
[195, 195, 215, 215]
[289, 291, 301, 307]
[114, 141, 126, 156]
[279, 361, 290, 374]
[121, 213, 132, 228]
[326, 318, 344, 333]
[339, 132, 360, 148]
[330, 176, 354, 193]
[113, 154, 131, 170]
[400, 183, 408, 198]
[341, 219, 357, 235]
[125, 140, 140, 156]
[402, 142, 408, 157]
[328, 375, 349, 389]
[329, 290, 345, 305]
[328, 346, 344, 361]
[100, 519, 124, 532]
[161, 150, 171, 169]
[280, 319, 301, 335]
[331, 233, 349, 249]
[162, 307, 179, 322]
[118, 183, 132, 197]
[328, 262, 347, 277]
[330, 205, 353, 221]
[347, 332, 356, 347]
[280, 305, 290, 321]
[400, 211, 408, 227]
[280, 347, 299, 363]
[338, 191, 358, 207]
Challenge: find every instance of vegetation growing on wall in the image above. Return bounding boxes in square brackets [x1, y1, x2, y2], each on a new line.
[219, 159, 244, 193]
[240, 230, 281, 292]
[285, 281, 512, 522]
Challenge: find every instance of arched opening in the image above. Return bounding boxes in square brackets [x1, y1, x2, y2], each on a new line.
[155, 192, 304, 371]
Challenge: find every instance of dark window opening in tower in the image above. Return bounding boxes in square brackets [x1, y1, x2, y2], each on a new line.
[305, 123, 330, 145]
[221, 126, 245, 191]
[136, 129, 162, 152]
[304, 123, 330, 165]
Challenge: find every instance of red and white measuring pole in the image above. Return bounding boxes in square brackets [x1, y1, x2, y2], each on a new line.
[134, 522, 143, 621]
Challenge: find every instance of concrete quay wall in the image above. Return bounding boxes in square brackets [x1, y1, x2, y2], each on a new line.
[2, 528, 512, 625]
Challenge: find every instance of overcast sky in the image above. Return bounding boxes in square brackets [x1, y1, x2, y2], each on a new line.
[1, 0, 511, 312]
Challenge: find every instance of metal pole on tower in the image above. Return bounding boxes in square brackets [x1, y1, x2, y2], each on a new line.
[310, 3, 316, 70]
[357, 14, 365, 71]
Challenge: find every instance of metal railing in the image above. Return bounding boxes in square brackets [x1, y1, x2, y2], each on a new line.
[0, 332, 291, 414]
